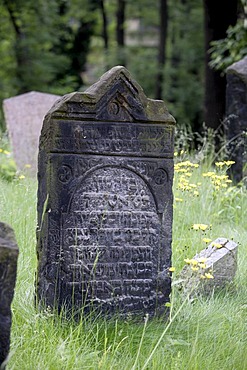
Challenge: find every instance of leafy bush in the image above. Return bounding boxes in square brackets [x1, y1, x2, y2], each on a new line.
[209, 19, 247, 73]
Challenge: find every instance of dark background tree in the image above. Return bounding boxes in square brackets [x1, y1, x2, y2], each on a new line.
[116, 0, 126, 66]
[203, 0, 238, 133]
[155, 0, 168, 100]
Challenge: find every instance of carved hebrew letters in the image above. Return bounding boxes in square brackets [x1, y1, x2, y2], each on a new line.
[36, 66, 175, 317]
[61, 168, 160, 312]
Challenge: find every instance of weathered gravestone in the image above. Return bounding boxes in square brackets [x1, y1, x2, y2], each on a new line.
[0, 222, 19, 370]
[225, 56, 247, 183]
[181, 238, 238, 297]
[36, 66, 176, 317]
[3, 91, 60, 175]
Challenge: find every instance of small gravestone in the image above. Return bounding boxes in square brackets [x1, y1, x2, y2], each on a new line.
[0, 222, 19, 369]
[3, 91, 60, 175]
[225, 56, 247, 183]
[36, 66, 176, 317]
[181, 238, 238, 296]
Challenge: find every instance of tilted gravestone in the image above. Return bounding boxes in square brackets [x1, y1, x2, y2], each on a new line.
[180, 238, 238, 297]
[225, 56, 247, 183]
[0, 222, 19, 369]
[36, 66, 176, 317]
[3, 91, 60, 175]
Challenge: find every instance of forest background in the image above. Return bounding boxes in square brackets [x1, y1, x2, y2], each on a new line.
[0, 0, 246, 141]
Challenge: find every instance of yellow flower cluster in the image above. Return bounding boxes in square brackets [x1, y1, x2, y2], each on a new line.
[215, 160, 235, 167]
[191, 223, 210, 231]
[202, 171, 232, 190]
[175, 161, 199, 172]
[184, 257, 214, 279]
[202, 161, 235, 191]
[174, 150, 186, 157]
[175, 161, 200, 196]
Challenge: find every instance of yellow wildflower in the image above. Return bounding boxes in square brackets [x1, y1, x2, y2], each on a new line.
[191, 266, 199, 271]
[192, 224, 209, 231]
[197, 257, 207, 263]
[19, 175, 25, 179]
[165, 302, 171, 307]
[168, 267, 176, 272]
[190, 259, 198, 266]
[0, 149, 2, 153]
[198, 263, 207, 269]
[193, 190, 199, 196]
[224, 161, 235, 166]
[205, 273, 214, 279]
[184, 258, 191, 264]
[175, 197, 183, 202]
[3, 150, 10, 155]
[215, 161, 225, 167]
[202, 172, 215, 177]
[25, 164, 32, 168]
[202, 238, 212, 243]
[211, 242, 222, 249]
[174, 151, 178, 157]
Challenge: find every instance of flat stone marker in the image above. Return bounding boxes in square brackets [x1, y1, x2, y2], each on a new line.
[3, 91, 60, 175]
[226, 56, 247, 183]
[36, 66, 176, 317]
[181, 238, 238, 296]
[0, 222, 19, 369]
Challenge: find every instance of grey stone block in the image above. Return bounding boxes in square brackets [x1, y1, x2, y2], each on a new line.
[226, 56, 247, 183]
[0, 222, 19, 369]
[180, 238, 238, 297]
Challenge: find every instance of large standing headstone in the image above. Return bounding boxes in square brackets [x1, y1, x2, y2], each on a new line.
[3, 91, 60, 175]
[225, 56, 247, 183]
[0, 222, 19, 369]
[36, 66, 176, 317]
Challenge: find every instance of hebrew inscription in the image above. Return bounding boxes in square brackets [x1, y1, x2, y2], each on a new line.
[36, 66, 175, 317]
[61, 168, 160, 312]
[53, 123, 173, 157]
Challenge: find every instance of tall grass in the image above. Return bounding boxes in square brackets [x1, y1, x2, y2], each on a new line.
[0, 154, 246, 370]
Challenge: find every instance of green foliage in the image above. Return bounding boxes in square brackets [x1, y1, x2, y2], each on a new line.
[88, 0, 204, 130]
[209, 19, 247, 73]
[0, 0, 98, 129]
[165, 0, 204, 130]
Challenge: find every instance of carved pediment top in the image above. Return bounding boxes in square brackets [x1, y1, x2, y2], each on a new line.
[45, 66, 175, 124]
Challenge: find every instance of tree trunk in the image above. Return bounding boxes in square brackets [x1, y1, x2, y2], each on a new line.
[116, 0, 126, 66]
[3, 0, 30, 93]
[99, 0, 109, 50]
[203, 0, 238, 132]
[155, 0, 168, 100]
